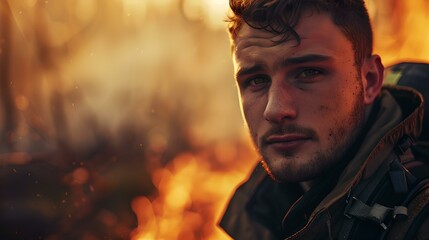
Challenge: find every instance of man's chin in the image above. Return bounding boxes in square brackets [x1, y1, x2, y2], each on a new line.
[260, 158, 317, 183]
[272, 172, 316, 183]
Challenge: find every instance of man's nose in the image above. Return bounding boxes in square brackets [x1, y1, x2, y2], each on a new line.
[263, 83, 297, 123]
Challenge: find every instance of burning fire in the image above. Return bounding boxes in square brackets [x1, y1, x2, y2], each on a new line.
[130, 140, 257, 240]
[368, 0, 429, 65]
[1, 0, 428, 239]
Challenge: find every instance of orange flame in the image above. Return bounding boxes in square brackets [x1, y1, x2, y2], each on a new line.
[368, 0, 429, 65]
[131, 140, 257, 240]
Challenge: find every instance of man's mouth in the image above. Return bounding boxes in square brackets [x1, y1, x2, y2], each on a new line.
[264, 134, 311, 151]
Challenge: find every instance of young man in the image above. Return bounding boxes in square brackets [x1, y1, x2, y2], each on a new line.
[219, 0, 428, 239]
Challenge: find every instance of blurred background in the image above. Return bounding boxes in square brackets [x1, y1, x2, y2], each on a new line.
[0, 0, 428, 239]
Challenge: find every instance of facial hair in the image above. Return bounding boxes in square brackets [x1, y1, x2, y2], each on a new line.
[256, 78, 366, 182]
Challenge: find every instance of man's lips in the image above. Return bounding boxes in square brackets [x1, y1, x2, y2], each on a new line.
[266, 134, 311, 143]
[264, 134, 311, 151]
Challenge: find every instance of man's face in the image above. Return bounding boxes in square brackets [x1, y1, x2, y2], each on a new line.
[233, 12, 366, 182]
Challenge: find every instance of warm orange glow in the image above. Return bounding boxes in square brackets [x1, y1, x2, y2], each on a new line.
[130, 140, 257, 240]
[368, 0, 429, 65]
[1, 0, 428, 239]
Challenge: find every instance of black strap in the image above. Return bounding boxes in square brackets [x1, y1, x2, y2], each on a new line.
[339, 136, 417, 239]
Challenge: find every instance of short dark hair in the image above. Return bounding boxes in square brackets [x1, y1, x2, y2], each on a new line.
[227, 0, 373, 68]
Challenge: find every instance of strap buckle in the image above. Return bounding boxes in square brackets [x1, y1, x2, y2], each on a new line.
[344, 196, 408, 230]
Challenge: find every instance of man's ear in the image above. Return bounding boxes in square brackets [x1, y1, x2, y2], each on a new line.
[362, 55, 384, 105]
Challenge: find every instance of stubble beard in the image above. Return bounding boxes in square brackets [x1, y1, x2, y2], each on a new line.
[257, 79, 366, 183]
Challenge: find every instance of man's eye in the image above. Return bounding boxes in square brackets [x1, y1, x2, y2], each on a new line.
[296, 69, 322, 80]
[248, 76, 269, 87]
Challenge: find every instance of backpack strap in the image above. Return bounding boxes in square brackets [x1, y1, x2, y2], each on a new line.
[344, 197, 407, 230]
[338, 135, 421, 239]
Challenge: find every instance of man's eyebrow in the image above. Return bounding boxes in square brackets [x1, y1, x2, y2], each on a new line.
[235, 54, 333, 80]
[235, 65, 265, 80]
[287, 54, 332, 64]
[273, 54, 333, 72]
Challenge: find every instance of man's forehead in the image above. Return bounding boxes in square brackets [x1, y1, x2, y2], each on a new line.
[233, 24, 287, 54]
[232, 23, 307, 66]
[232, 12, 353, 60]
[232, 11, 347, 53]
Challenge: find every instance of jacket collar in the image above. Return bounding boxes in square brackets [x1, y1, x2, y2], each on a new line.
[311, 85, 424, 219]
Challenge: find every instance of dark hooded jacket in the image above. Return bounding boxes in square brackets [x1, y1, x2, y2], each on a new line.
[219, 86, 428, 240]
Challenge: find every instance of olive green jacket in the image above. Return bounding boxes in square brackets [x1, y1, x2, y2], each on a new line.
[220, 86, 428, 239]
